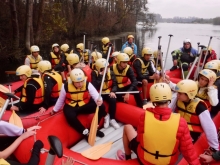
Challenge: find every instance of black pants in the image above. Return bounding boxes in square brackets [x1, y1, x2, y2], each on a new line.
[63, 99, 107, 134]
[116, 85, 142, 108]
[102, 94, 116, 119]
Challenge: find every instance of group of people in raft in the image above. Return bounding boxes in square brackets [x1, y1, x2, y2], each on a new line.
[1, 34, 220, 164]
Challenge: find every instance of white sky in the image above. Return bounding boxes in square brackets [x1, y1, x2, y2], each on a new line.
[147, 0, 220, 18]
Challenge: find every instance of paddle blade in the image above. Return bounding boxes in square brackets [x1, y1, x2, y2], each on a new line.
[0, 85, 9, 93]
[81, 142, 113, 160]
[9, 110, 23, 128]
[0, 158, 10, 165]
[0, 97, 6, 108]
[88, 107, 99, 146]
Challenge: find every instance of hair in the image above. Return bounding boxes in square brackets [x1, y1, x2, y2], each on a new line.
[152, 100, 170, 106]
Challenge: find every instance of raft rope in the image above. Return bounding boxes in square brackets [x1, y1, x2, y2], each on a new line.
[32, 111, 88, 165]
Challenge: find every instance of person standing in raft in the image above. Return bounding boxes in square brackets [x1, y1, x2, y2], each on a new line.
[121, 34, 137, 56]
[11, 65, 44, 113]
[49, 43, 66, 82]
[132, 47, 160, 105]
[24, 45, 43, 74]
[101, 37, 114, 64]
[117, 83, 200, 164]
[51, 68, 109, 140]
[91, 58, 120, 129]
[37, 61, 62, 114]
[166, 79, 219, 150]
[110, 53, 143, 108]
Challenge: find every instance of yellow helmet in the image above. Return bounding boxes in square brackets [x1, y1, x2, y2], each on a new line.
[70, 68, 85, 82]
[66, 53, 79, 65]
[91, 51, 102, 62]
[175, 80, 197, 99]
[127, 35, 134, 39]
[210, 60, 220, 71]
[112, 51, 120, 57]
[102, 37, 110, 45]
[117, 53, 129, 64]
[123, 47, 133, 56]
[153, 50, 162, 58]
[204, 61, 219, 71]
[30, 45, 40, 53]
[37, 60, 52, 73]
[199, 69, 216, 82]
[16, 65, 32, 77]
[95, 58, 109, 72]
[76, 43, 84, 51]
[60, 44, 69, 52]
[141, 47, 153, 57]
[150, 83, 172, 103]
[202, 46, 212, 53]
[52, 43, 59, 49]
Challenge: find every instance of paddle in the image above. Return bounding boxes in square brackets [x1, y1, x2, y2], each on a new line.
[88, 44, 112, 146]
[9, 110, 23, 128]
[82, 138, 121, 160]
[5, 71, 16, 75]
[101, 91, 140, 95]
[0, 84, 9, 93]
[201, 36, 213, 69]
[0, 97, 6, 107]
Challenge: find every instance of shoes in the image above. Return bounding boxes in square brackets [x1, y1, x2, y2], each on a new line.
[110, 119, 120, 129]
[170, 66, 177, 71]
[96, 130, 105, 137]
[116, 150, 125, 160]
[142, 99, 148, 105]
[104, 114, 110, 128]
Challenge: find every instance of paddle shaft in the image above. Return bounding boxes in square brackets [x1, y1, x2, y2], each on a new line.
[0, 99, 10, 120]
[155, 36, 162, 69]
[201, 36, 213, 69]
[8, 85, 13, 106]
[101, 91, 140, 95]
[186, 57, 198, 79]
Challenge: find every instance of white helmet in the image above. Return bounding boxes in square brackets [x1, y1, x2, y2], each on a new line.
[30, 45, 40, 53]
[183, 38, 191, 44]
[52, 43, 59, 49]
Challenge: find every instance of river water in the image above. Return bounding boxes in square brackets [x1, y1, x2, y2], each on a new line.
[135, 23, 220, 69]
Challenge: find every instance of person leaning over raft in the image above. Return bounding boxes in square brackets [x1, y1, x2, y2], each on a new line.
[37, 60, 63, 114]
[116, 83, 200, 165]
[11, 65, 44, 113]
[51, 68, 109, 141]
[0, 121, 42, 165]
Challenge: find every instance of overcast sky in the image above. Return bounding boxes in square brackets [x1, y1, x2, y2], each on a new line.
[147, 0, 220, 18]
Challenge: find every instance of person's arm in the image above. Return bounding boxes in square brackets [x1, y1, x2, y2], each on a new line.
[91, 71, 102, 90]
[14, 85, 24, 93]
[133, 60, 150, 80]
[24, 57, 30, 67]
[133, 44, 137, 55]
[178, 118, 201, 165]
[0, 131, 36, 159]
[111, 71, 118, 93]
[88, 82, 102, 102]
[42, 75, 54, 109]
[171, 49, 181, 60]
[53, 84, 66, 112]
[196, 103, 219, 150]
[126, 67, 138, 91]
[148, 61, 156, 76]
[207, 86, 219, 106]
[0, 121, 23, 136]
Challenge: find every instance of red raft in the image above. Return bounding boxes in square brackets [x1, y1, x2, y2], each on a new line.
[14, 102, 144, 165]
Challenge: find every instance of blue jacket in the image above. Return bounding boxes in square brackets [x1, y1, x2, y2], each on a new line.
[121, 41, 137, 55]
[180, 47, 198, 56]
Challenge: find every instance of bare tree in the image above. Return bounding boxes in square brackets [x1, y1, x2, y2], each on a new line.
[25, 0, 33, 52]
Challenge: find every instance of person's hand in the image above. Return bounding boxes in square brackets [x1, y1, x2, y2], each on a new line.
[62, 157, 75, 165]
[208, 76, 215, 87]
[20, 131, 36, 140]
[39, 107, 47, 114]
[66, 72, 70, 77]
[199, 154, 214, 163]
[152, 73, 160, 80]
[96, 99, 103, 106]
[11, 106, 19, 111]
[50, 110, 56, 116]
[173, 60, 178, 66]
[123, 93, 129, 102]
[163, 75, 170, 84]
[109, 92, 117, 98]
[27, 126, 41, 132]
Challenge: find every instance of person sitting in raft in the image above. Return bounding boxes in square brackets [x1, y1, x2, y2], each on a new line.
[101, 37, 114, 64]
[91, 58, 120, 129]
[123, 47, 136, 66]
[76, 43, 91, 65]
[49, 43, 66, 82]
[24, 45, 43, 75]
[132, 47, 160, 105]
[152, 50, 163, 73]
[51, 68, 109, 140]
[111, 51, 120, 65]
[0, 122, 42, 165]
[90, 51, 102, 70]
[66, 53, 80, 76]
[37, 61, 62, 114]
[110, 53, 143, 108]
[167, 79, 219, 150]
[170, 38, 198, 78]
[199, 46, 217, 67]
[11, 65, 44, 113]
[121, 34, 137, 55]
[117, 83, 200, 164]
[204, 60, 220, 117]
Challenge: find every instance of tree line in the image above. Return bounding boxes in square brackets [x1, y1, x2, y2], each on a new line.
[0, 0, 148, 83]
